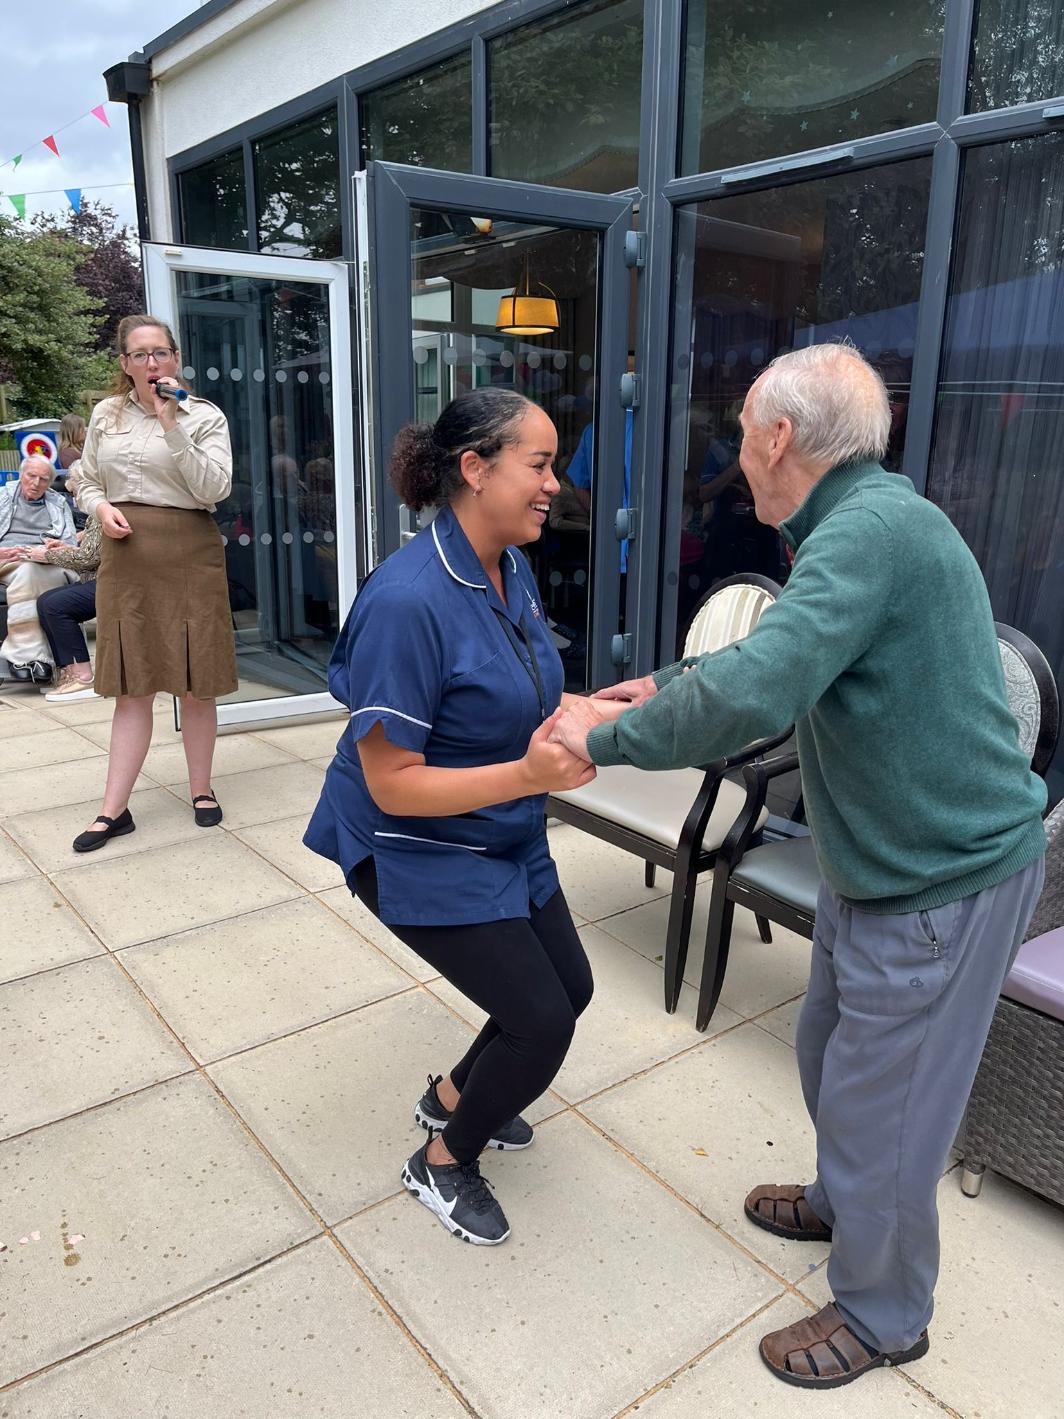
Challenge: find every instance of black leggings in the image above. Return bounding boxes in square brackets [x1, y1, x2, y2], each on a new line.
[353, 858, 593, 1164]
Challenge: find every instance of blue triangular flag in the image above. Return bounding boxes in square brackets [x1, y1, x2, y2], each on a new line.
[64, 188, 81, 215]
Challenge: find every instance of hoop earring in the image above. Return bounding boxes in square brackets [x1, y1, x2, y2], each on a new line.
[473, 484, 482, 496]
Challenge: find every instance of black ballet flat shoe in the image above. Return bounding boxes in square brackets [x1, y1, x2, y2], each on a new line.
[193, 793, 223, 828]
[73, 808, 136, 854]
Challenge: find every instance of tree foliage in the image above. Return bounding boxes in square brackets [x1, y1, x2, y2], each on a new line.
[0, 215, 109, 418]
[30, 201, 143, 354]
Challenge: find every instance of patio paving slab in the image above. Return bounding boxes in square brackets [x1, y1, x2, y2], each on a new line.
[233, 813, 345, 891]
[0, 1238, 466, 1419]
[600, 889, 812, 1019]
[51, 834, 303, 950]
[317, 885, 442, 983]
[547, 819, 673, 921]
[339, 1111, 781, 1419]
[0, 956, 189, 1140]
[122, 895, 410, 1063]
[755, 996, 804, 1049]
[0, 757, 152, 817]
[632, 1293, 945, 1417]
[139, 733, 292, 787]
[249, 716, 346, 760]
[0, 875, 104, 985]
[800, 1170, 1064, 1419]
[0, 829, 37, 885]
[208, 990, 477, 1224]
[168, 760, 325, 830]
[0, 728, 104, 775]
[0, 1075, 317, 1386]
[426, 924, 741, 1105]
[0, 701, 64, 737]
[4, 787, 201, 874]
[583, 1021, 827, 1283]
[73, 704, 179, 749]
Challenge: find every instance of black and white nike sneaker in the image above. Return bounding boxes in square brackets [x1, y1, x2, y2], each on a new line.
[413, 1074, 534, 1151]
[401, 1140, 511, 1245]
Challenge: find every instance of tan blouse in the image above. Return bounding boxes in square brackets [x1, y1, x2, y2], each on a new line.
[78, 392, 233, 518]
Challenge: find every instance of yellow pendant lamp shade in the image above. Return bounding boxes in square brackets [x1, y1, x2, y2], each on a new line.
[496, 255, 559, 336]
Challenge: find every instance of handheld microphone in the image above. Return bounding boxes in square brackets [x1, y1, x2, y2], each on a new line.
[149, 378, 189, 403]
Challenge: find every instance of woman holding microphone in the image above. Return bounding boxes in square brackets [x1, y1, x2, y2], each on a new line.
[74, 314, 237, 852]
[306, 388, 619, 1246]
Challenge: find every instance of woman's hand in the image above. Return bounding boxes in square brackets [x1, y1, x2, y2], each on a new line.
[519, 710, 597, 794]
[98, 502, 132, 539]
[148, 377, 179, 431]
[590, 673, 658, 706]
[25, 545, 49, 562]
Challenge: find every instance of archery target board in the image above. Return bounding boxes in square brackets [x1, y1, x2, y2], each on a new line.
[15, 431, 59, 464]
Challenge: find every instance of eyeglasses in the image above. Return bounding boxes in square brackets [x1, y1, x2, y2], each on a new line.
[124, 348, 176, 365]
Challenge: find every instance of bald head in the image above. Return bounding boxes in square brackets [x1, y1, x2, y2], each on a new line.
[746, 344, 891, 469]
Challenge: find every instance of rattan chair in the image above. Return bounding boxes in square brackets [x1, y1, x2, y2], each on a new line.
[693, 620, 1061, 1033]
[960, 798, 1064, 1205]
[549, 574, 786, 1013]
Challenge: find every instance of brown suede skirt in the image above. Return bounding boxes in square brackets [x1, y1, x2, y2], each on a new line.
[94, 503, 237, 699]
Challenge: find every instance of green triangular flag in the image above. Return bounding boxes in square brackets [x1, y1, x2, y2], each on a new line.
[12, 154, 21, 168]
[9, 194, 25, 219]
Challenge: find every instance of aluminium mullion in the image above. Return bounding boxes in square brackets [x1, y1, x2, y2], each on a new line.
[472, 35, 488, 175]
[937, 0, 977, 128]
[242, 140, 258, 253]
[339, 83, 360, 259]
[949, 101, 1064, 144]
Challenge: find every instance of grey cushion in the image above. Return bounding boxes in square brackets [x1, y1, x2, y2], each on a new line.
[553, 766, 765, 853]
[1002, 926, 1064, 1021]
[732, 834, 821, 917]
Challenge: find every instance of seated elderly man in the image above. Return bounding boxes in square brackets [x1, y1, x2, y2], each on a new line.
[0, 455, 77, 684]
[552, 343, 1047, 1391]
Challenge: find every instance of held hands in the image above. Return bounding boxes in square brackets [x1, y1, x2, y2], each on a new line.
[548, 696, 629, 762]
[590, 673, 658, 707]
[520, 709, 597, 794]
[98, 502, 133, 540]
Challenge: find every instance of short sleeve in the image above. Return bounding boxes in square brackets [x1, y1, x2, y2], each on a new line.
[328, 578, 443, 753]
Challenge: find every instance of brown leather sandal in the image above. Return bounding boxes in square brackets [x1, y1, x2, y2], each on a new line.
[760, 1303, 929, 1389]
[744, 1183, 832, 1241]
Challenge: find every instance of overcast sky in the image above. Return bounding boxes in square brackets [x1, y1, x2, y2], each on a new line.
[0, 0, 201, 232]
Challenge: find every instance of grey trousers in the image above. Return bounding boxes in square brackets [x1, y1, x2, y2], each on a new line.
[798, 855, 1045, 1354]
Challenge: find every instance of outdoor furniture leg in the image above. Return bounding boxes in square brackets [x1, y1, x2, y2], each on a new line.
[645, 862, 657, 889]
[697, 861, 735, 1032]
[961, 1162, 985, 1199]
[663, 864, 699, 1013]
[756, 914, 773, 944]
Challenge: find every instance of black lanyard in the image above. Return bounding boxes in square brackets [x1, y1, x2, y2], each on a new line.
[493, 608, 548, 723]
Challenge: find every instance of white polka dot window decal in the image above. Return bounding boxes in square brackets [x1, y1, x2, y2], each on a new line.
[281, 532, 294, 545]
[297, 371, 309, 384]
[275, 370, 288, 383]
[238, 534, 250, 547]
[206, 367, 219, 381]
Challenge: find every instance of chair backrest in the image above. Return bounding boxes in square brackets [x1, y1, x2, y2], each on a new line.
[1025, 797, 1063, 940]
[995, 622, 1060, 779]
[683, 574, 782, 659]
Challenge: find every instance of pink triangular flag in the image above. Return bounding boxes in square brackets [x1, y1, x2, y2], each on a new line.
[91, 104, 110, 128]
[42, 135, 59, 158]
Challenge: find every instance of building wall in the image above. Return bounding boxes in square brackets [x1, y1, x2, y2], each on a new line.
[140, 0, 495, 239]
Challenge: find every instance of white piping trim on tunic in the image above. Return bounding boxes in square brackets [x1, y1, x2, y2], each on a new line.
[350, 705, 432, 729]
[374, 831, 488, 852]
[432, 520, 486, 589]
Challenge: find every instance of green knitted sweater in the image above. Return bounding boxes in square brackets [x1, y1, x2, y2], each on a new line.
[587, 461, 1046, 914]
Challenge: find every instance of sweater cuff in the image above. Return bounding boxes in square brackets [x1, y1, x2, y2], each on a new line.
[587, 722, 626, 767]
[654, 659, 687, 690]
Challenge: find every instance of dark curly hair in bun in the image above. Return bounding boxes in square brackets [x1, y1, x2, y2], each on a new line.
[390, 388, 532, 512]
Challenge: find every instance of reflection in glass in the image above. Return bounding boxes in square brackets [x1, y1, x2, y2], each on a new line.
[928, 134, 1064, 799]
[360, 53, 472, 172]
[178, 149, 249, 250]
[255, 107, 342, 258]
[667, 159, 931, 653]
[681, 0, 943, 175]
[968, 0, 1064, 112]
[489, 0, 643, 192]
[408, 211, 600, 689]
[176, 272, 340, 700]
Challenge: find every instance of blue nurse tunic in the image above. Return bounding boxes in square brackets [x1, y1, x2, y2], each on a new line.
[304, 504, 566, 927]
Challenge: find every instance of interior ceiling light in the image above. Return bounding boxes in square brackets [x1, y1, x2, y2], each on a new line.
[495, 254, 559, 336]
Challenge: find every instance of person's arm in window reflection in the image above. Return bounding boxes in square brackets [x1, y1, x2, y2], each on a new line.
[564, 423, 594, 516]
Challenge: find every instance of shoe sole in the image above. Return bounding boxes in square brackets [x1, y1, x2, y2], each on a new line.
[414, 1104, 533, 1151]
[45, 689, 98, 702]
[400, 1164, 510, 1245]
[744, 1201, 832, 1243]
[762, 1332, 929, 1389]
[73, 822, 136, 854]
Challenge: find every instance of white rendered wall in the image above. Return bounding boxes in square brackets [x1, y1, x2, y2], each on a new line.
[140, 0, 496, 240]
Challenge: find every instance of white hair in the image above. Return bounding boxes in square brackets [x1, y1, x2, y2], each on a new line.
[20, 455, 54, 477]
[746, 343, 891, 467]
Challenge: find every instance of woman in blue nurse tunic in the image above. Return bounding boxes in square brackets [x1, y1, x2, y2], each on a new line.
[305, 388, 618, 1246]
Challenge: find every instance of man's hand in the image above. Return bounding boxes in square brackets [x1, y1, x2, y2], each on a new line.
[519, 709, 598, 793]
[548, 697, 628, 762]
[98, 502, 132, 540]
[0, 545, 24, 561]
[25, 545, 49, 562]
[590, 673, 658, 707]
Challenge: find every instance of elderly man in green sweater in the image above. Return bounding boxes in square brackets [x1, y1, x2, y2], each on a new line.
[552, 343, 1046, 1391]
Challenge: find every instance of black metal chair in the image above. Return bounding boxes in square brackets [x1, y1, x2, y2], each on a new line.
[693, 620, 1061, 1033]
[549, 574, 787, 1013]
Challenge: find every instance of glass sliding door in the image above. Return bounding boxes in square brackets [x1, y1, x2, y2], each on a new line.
[142, 244, 359, 727]
[355, 162, 632, 690]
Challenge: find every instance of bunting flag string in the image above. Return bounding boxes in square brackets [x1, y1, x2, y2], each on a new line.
[0, 101, 114, 174]
[2, 182, 134, 219]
